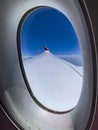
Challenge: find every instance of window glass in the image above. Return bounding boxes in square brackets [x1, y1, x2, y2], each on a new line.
[20, 7, 83, 113]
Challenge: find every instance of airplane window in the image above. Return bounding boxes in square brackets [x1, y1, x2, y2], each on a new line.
[19, 7, 83, 113]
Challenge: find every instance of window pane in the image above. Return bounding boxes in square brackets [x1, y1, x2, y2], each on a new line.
[20, 7, 83, 113]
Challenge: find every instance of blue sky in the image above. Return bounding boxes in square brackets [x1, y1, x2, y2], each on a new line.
[20, 7, 81, 56]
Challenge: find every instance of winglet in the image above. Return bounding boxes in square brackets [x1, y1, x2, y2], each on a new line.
[42, 45, 49, 54]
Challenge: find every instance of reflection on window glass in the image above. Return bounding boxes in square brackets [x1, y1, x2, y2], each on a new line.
[20, 7, 83, 113]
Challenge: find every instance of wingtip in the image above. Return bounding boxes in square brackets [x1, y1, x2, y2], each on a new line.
[42, 45, 49, 54]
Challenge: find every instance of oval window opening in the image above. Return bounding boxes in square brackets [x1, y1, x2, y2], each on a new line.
[19, 7, 83, 114]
